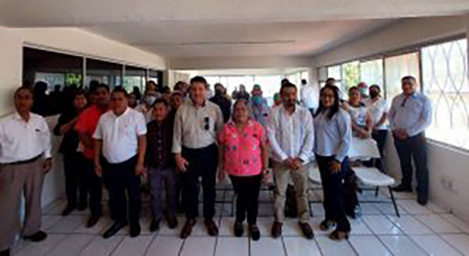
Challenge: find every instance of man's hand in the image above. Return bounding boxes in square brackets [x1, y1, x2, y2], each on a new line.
[358, 129, 371, 139]
[330, 160, 342, 173]
[291, 158, 303, 170]
[135, 162, 146, 176]
[175, 154, 189, 172]
[283, 158, 293, 168]
[42, 158, 52, 173]
[94, 161, 102, 177]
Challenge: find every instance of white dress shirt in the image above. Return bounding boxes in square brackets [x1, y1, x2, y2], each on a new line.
[314, 109, 351, 162]
[267, 104, 314, 164]
[0, 112, 51, 163]
[365, 98, 388, 130]
[300, 85, 319, 110]
[388, 92, 432, 137]
[172, 100, 224, 153]
[93, 108, 147, 164]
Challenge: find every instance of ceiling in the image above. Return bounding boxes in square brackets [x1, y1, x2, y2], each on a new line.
[1, 0, 468, 64]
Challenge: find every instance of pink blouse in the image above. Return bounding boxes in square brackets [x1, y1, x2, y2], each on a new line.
[218, 120, 265, 176]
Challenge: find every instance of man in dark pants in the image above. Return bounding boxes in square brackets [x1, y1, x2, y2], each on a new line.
[173, 76, 224, 239]
[75, 84, 111, 227]
[389, 76, 432, 205]
[94, 88, 147, 238]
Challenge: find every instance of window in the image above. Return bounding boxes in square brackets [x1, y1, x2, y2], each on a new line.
[360, 58, 384, 87]
[384, 52, 420, 100]
[341, 61, 360, 92]
[86, 59, 123, 88]
[124, 66, 146, 92]
[422, 39, 469, 149]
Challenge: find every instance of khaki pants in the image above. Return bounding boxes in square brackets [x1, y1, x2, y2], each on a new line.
[273, 161, 310, 223]
[0, 159, 45, 251]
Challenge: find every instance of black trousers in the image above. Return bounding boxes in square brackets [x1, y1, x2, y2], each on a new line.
[82, 158, 102, 217]
[394, 133, 429, 201]
[316, 155, 351, 232]
[368, 130, 388, 172]
[181, 144, 218, 220]
[102, 156, 141, 225]
[62, 152, 87, 208]
[230, 174, 262, 225]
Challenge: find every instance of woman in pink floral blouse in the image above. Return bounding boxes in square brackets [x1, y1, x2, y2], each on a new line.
[218, 99, 269, 241]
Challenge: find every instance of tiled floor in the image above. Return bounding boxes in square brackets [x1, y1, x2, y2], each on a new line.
[11, 186, 469, 256]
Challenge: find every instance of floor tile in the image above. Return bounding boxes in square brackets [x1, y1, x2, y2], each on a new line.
[218, 217, 241, 237]
[426, 203, 450, 214]
[398, 200, 432, 215]
[256, 217, 275, 237]
[79, 235, 124, 256]
[378, 235, 427, 256]
[159, 216, 185, 236]
[440, 234, 469, 256]
[111, 236, 154, 256]
[250, 237, 285, 256]
[74, 216, 113, 235]
[410, 234, 463, 256]
[387, 215, 434, 235]
[15, 234, 66, 256]
[48, 215, 87, 233]
[42, 215, 64, 230]
[283, 237, 321, 256]
[215, 237, 248, 256]
[415, 214, 462, 234]
[311, 203, 325, 217]
[145, 236, 183, 256]
[47, 234, 94, 256]
[348, 217, 373, 235]
[281, 219, 304, 237]
[349, 235, 393, 256]
[357, 204, 381, 215]
[315, 236, 357, 256]
[375, 203, 408, 216]
[362, 215, 402, 235]
[310, 217, 333, 236]
[180, 237, 216, 256]
[440, 214, 469, 233]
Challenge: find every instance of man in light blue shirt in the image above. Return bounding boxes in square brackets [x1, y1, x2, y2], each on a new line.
[388, 76, 432, 205]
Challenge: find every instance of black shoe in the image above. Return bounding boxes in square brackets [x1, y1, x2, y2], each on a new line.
[103, 222, 127, 239]
[180, 219, 196, 239]
[130, 223, 141, 238]
[167, 216, 178, 229]
[393, 184, 412, 192]
[417, 197, 428, 206]
[24, 231, 47, 242]
[204, 219, 219, 236]
[0, 249, 9, 256]
[149, 219, 161, 232]
[87, 215, 100, 228]
[319, 220, 336, 231]
[61, 205, 76, 216]
[299, 223, 314, 240]
[234, 221, 243, 237]
[249, 225, 260, 241]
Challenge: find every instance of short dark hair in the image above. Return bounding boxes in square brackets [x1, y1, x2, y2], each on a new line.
[14, 86, 34, 98]
[401, 76, 417, 84]
[190, 76, 207, 85]
[369, 84, 381, 92]
[153, 98, 169, 108]
[280, 82, 297, 94]
[96, 83, 110, 92]
[74, 89, 87, 98]
[111, 87, 128, 98]
[325, 77, 336, 85]
[301, 79, 307, 85]
[348, 86, 359, 93]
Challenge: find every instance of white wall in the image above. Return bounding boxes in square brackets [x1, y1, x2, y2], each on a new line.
[0, 26, 166, 208]
[314, 15, 469, 223]
[169, 56, 313, 70]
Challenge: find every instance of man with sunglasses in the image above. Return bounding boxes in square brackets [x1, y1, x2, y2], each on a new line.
[389, 76, 432, 205]
[172, 76, 224, 239]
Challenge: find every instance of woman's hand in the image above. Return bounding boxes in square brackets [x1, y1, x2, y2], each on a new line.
[218, 169, 226, 183]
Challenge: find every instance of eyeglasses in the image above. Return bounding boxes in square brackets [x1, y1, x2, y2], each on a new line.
[204, 117, 210, 130]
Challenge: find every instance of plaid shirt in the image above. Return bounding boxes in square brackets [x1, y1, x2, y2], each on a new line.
[146, 118, 174, 169]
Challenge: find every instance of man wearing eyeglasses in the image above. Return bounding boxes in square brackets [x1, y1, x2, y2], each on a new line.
[389, 76, 432, 205]
[172, 76, 224, 239]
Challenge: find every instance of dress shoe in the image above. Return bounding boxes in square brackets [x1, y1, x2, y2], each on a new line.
[271, 222, 282, 238]
[233, 221, 243, 237]
[150, 219, 161, 232]
[205, 219, 219, 236]
[319, 219, 336, 231]
[329, 229, 350, 241]
[130, 223, 141, 238]
[299, 223, 314, 239]
[167, 216, 178, 229]
[392, 184, 412, 192]
[0, 249, 9, 256]
[417, 197, 428, 206]
[61, 205, 76, 216]
[24, 231, 47, 242]
[87, 215, 100, 228]
[249, 225, 261, 241]
[180, 219, 196, 239]
[103, 222, 127, 239]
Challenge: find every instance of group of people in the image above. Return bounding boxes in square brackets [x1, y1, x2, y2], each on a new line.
[0, 74, 431, 256]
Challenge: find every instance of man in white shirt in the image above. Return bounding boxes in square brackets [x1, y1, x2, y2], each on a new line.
[268, 82, 315, 239]
[0, 87, 52, 256]
[173, 76, 224, 239]
[93, 87, 147, 238]
[300, 79, 318, 115]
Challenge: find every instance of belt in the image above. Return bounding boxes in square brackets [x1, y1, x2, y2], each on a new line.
[1, 154, 42, 166]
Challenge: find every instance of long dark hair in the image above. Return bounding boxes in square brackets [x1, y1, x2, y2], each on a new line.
[315, 84, 340, 120]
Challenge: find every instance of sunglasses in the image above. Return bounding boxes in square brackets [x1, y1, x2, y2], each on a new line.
[204, 117, 210, 130]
